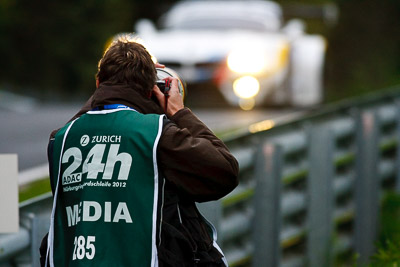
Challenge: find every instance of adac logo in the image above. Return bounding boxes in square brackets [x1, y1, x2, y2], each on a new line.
[80, 135, 90, 146]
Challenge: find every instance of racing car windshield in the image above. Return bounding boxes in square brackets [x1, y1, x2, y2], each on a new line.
[169, 18, 272, 32]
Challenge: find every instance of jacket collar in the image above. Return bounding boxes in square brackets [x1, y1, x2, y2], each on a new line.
[91, 83, 164, 115]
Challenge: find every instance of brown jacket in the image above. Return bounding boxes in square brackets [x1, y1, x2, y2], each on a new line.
[42, 83, 239, 267]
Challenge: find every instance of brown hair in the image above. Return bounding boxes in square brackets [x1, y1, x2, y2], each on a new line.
[96, 36, 156, 95]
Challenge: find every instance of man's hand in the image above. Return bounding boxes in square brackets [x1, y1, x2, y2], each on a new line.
[155, 62, 165, 69]
[153, 77, 184, 117]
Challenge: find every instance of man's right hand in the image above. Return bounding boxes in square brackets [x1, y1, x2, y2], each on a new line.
[153, 77, 184, 117]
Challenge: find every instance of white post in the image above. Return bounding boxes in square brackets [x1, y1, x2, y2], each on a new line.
[0, 154, 19, 233]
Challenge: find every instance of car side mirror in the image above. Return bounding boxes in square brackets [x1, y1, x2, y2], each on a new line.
[282, 19, 306, 39]
[134, 19, 157, 35]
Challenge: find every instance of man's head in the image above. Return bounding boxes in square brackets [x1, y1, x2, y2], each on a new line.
[96, 36, 156, 96]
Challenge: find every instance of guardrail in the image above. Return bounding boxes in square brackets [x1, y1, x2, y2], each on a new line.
[2, 86, 400, 267]
[200, 86, 400, 266]
[0, 193, 52, 267]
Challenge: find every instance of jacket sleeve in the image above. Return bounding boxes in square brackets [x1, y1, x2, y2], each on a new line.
[158, 108, 239, 202]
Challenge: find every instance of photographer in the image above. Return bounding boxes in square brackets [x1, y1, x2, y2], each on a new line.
[41, 36, 238, 266]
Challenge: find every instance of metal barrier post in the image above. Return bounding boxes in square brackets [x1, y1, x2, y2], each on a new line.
[354, 111, 380, 263]
[307, 125, 335, 267]
[29, 214, 50, 267]
[252, 143, 282, 267]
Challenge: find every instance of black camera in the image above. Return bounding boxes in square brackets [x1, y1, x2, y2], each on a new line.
[156, 80, 171, 95]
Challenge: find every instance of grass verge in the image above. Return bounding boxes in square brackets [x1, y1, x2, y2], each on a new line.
[19, 177, 51, 202]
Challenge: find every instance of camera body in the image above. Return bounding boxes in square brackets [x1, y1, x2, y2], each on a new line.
[156, 80, 171, 95]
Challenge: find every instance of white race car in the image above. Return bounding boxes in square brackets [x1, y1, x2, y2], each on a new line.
[133, 0, 326, 110]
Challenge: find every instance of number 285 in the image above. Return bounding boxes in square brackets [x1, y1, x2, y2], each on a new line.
[72, 235, 96, 260]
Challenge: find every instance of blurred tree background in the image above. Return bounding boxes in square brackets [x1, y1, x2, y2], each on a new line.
[0, 0, 175, 100]
[0, 0, 399, 102]
[321, 0, 400, 101]
[279, 0, 400, 102]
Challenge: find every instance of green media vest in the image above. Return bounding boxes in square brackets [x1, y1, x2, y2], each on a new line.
[47, 108, 164, 267]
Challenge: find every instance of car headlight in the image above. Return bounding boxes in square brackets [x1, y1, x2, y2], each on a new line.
[227, 42, 289, 75]
[227, 48, 268, 74]
[233, 76, 260, 99]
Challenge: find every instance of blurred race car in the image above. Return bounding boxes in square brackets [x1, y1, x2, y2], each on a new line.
[133, 0, 326, 110]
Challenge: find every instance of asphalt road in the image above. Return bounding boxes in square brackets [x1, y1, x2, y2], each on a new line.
[0, 102, 300, 171]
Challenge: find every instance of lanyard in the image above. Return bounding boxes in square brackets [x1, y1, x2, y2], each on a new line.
[92, 104, 136, 111]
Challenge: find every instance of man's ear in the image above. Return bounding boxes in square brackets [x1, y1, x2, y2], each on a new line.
[96, 79, 99, 88]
